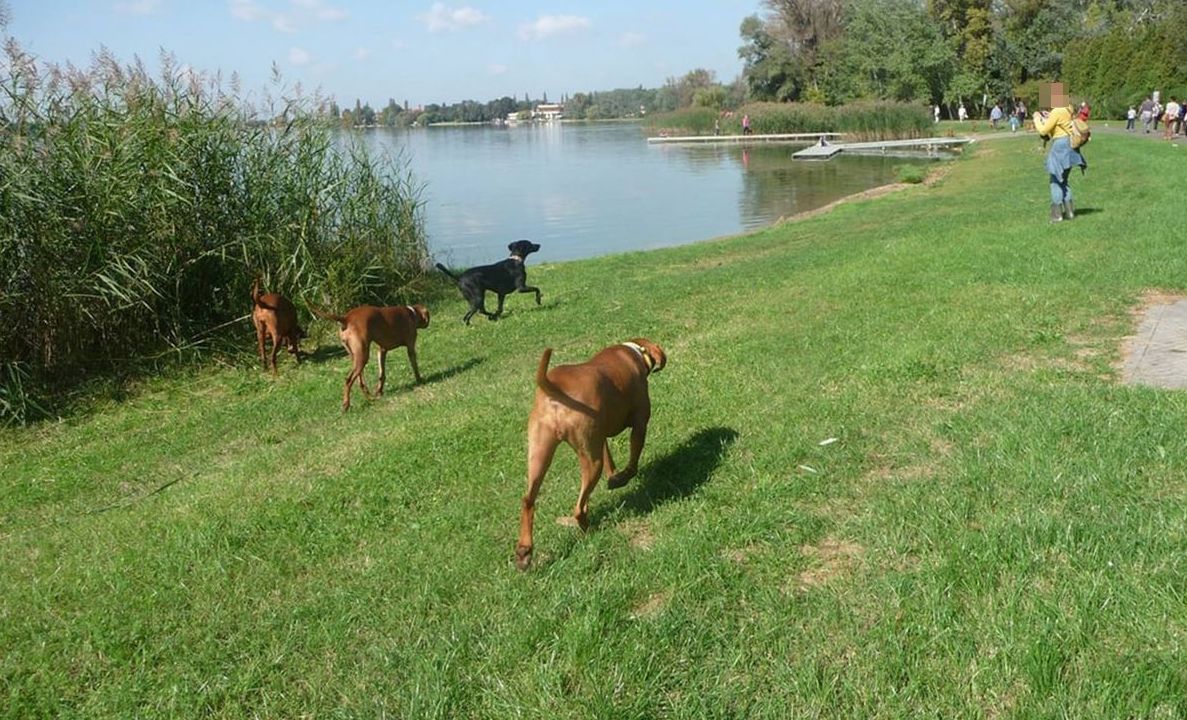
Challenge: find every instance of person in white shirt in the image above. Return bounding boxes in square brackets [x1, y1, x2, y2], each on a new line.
[1165, 98, 1181, 139]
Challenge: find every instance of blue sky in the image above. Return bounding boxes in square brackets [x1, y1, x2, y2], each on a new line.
[10, 1, 762, 107]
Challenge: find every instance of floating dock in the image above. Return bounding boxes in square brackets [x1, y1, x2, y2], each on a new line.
[647, 132, 844, 145]
[792, 137, 971, 160]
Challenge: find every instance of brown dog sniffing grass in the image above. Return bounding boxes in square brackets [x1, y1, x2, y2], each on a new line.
[251, 278, 305, 374]
[516, 338, 667, 570]
[307, 301, 430, 411]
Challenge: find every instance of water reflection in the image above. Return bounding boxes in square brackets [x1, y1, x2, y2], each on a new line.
[354, 123, 936, 266]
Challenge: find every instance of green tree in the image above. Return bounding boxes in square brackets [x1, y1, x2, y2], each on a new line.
[738, 14, 804, 101]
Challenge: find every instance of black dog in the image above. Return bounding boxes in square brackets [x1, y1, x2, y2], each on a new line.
[436, 240, 542, 324]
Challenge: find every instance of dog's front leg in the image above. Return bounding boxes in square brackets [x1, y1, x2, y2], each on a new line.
[406, 345, 423, 383]
[376, 348, 387, 395]
[518, 284, 542, 305]
[601, 441, 619, 480]
[607, 424, 647, 489]
[571, 442, 604, 530]
[490, 293, 506, 320]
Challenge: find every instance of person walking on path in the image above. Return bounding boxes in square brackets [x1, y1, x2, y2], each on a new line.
[934, 104, 940, 123]
[1164, 98, 1181, 139]
[958, 103, 968, 122]
[1034, 83, 1086, 224]
[742, 113, 752, 135]
[1140, 96, 1154, 133]
[1126, 105, 1137, 131]
[990, 103, 1003, 128]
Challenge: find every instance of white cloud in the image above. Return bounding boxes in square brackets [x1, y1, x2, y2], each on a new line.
[618, 32, 645, 49]
[391, 38, 408, 50]
[487, 64, 508, 76]
[288, 47, 311, 66]
[518, 15, 590, 41]
[419, 3, 489, 32]
[354, 47, 372, 61]
[229, 0, 347, 32]
[229, 0, 265, 21]
[292, 0, 347, 21]
[114, 0, 162, 15]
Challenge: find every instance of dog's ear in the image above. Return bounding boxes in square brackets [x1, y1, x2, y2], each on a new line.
[415, 304, 430, 328]
[633, 338, 666, 373]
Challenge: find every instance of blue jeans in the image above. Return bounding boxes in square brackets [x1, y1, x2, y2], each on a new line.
[1049, 168, 1072, 204]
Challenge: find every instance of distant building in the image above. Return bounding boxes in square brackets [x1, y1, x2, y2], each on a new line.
[533, 103, 564, 121]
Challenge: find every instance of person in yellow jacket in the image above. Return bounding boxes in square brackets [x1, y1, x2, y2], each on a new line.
[1033, 82, 1086, 223]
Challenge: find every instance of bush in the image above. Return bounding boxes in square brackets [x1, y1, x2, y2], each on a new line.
[646, 101, 931, 141]
[0, 45, 431, 424]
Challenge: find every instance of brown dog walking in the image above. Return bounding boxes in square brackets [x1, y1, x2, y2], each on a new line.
[307, 302, 430, 411]
[251, 278, 305, 374]
[516, 338, 667, 570]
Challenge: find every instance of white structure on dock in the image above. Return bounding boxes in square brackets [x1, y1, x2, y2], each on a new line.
[791, 136, 971, 160]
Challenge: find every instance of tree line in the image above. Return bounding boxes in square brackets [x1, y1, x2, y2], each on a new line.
[740, 0, 1187, 118]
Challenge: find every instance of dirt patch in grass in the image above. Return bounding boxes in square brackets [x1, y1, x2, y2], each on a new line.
[791, 537, 864, 592]
[630, 591, 669, 619]
[618, 518, 655, 551]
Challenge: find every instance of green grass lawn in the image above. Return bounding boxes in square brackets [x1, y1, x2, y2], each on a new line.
[4, 134, 1187, 718]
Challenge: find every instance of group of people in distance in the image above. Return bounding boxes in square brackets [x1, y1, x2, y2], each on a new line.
[1127, 95, 1185, 138]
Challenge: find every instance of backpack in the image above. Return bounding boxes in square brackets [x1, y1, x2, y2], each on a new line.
[1069, 116, 1090, 149]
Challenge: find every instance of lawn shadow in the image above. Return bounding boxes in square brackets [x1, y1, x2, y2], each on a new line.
[389, 356, 484, 392]
[591, 426, 739, 525]
[303, 344, 347, 364]
[1073, 207, 1102, 216]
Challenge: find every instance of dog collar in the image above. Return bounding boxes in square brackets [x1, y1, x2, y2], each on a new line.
[622, 341, 655, 373]
[509, 255, 524, 263]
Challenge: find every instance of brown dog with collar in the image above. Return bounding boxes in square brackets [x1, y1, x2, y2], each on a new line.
[307, 302, 430, 411]
[516, 338, 667, 570]
[251, 278, 305, 374]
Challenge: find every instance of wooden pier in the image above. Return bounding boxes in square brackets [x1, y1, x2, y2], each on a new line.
[792, 136, 971, 160]
[647, 132, 844, 145]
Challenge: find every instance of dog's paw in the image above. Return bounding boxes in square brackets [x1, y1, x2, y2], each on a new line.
[607, 469, 635, 489]
[515, 546, 533, 571]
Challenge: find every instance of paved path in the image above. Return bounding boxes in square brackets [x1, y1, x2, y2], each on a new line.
[1122, 298, 1187, 390]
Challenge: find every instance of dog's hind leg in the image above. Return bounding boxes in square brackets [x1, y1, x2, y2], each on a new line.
[268, 334, 280, 375]
[517, 425, 560, 570]
[607, 424, 647, 490]
[341, 339, 371, 410]
[255, 324, 268, 370]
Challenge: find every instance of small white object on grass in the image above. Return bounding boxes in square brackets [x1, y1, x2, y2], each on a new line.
[798, 464, 818, 474]
[819, 437, 839, 446]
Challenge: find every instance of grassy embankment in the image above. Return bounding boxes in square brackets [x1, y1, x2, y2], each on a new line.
[5, 135, 1187, 717]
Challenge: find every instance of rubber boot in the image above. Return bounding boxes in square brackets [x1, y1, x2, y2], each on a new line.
[1050, 203, 1063, 223]
[1062, 200, 1075, 220]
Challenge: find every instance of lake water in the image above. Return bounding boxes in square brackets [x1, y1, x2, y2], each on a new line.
[357, 122, 936, 266]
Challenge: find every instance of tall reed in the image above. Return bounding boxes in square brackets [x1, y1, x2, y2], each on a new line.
[647, 101, 932, 140]
[0, 45, 431, 424]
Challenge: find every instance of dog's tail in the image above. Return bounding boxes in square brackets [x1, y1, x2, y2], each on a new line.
[435, 262, 460, 282]
[305, 299, 346, 327]
[535, 348, 596, 416]
[535, 348, 570, 401]
[251, 277, 280, 311]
